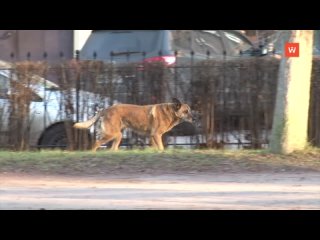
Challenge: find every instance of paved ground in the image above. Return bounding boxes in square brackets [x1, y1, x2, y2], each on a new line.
[1, 172, 319, 210]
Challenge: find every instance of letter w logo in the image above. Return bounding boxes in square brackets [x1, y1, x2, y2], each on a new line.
[285, 43, 299, 57]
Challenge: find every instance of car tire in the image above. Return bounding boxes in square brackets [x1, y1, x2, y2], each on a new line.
[39, 123, 69, 149]
[39, 123, 92, 150]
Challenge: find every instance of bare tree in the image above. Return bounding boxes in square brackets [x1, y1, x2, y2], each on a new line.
[269, 30, 314, 154]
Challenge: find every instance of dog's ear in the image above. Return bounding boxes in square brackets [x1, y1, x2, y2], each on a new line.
[172, 98, 182, 111]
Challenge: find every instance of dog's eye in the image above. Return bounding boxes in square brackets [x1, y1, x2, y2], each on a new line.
[183, 110, 188, 114]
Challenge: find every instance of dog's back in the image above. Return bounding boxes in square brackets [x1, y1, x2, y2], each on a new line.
[102, 104, 154, 135]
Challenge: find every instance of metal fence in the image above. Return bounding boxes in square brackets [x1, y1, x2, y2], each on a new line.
[0, 52, 319, 150]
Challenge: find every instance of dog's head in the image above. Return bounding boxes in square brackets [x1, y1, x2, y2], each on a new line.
[172, 98, 193, 123]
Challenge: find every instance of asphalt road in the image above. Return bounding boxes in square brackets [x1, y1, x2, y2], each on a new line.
[1, 172, 319, 210]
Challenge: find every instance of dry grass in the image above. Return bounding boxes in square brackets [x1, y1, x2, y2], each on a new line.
[0, 148, 319, 176]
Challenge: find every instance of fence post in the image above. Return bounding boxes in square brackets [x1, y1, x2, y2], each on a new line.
[43, 52, 48, 131]
[172, 50, 179, 146]
[110, 51, 114, 63]
[174, 50, 178, 98]
[190, 50, 194, 93]
[126, 51, 130, 63]
[141, 52, 148, 105]
[27, 52, 31, 61]
[75, 50, 81, 149]
[220, 50, 227, 145]
[208, 50, 216, 148]
[158, 50, 164, 103]
[251, 56, 261, 148]
[59, 51, 64, 118]
[75, 50, 80, 123]
[206, 50, 210, 60]
[25, 51, 32, 150]
[8, 56, 15, 149]
[10, 52, 15, 62]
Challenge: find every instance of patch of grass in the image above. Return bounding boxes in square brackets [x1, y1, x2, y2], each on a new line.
[0, 148, 319, 175]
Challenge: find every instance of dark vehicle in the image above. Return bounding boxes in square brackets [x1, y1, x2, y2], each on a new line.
[80, 30, 253, 63]
[80, 30, 254, 105]
[79, 30, 254, 146]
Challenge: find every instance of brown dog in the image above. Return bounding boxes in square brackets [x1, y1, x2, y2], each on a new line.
[73, 98, 193, 151]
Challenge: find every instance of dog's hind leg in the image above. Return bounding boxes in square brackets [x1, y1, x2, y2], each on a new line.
[92, 135, 115, 152]
[110, 133, 122, 151]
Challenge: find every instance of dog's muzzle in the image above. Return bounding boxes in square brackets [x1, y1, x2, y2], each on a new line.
[186, 115, 193, 123]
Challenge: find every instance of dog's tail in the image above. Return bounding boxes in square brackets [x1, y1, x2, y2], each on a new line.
[73, 110, 103, 129]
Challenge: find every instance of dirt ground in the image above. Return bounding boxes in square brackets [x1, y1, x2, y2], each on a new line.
[1, 171, 319, 210]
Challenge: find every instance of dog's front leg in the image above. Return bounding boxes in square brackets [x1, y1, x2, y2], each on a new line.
[150, 137, 157, 148]
[111, 133, 122, 151]
[152, 134, 164, 151]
